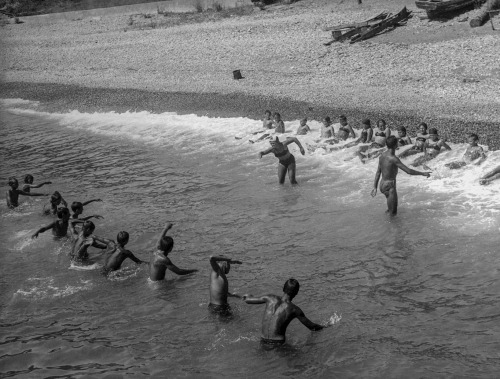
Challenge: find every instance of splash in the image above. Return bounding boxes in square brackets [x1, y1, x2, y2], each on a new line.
[3, 100, 499, 232]
[14, 277, 92, 300]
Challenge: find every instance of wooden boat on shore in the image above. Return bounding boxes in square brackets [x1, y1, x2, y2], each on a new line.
[415, 0, 476, 18]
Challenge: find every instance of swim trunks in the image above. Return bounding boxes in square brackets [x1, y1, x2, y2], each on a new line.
[278, 154, 295, 169]
[380, 180, 396, 197]
[208, 303, 232, 316]
[260, 338, 285, 346]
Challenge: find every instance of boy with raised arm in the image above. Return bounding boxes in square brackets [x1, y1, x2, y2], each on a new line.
[71, 199, 104, 220]
[69, 220, 113, 262]
[6, 177, 48, 209]
[149, 223, 198, 281]
[103, 231, 145, 273]
[243, 278, 331, 345]
[372, 135, 431, 215]
[209, 255, 242, 315]
[32, 207, 84, 239]
[22, 174, 52, 193]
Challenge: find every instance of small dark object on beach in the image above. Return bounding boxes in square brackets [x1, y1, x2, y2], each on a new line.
[233, 70, 243, 80]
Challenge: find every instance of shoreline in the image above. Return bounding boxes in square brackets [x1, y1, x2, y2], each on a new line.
[1, 81, 499, 150]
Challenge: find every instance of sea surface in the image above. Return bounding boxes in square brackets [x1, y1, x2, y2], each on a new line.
[1, 98, 499, 378]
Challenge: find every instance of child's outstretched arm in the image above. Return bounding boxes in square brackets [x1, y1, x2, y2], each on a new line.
[92, 235, 115, 250]
[20, 190, 48, 197]
[126, 250, 145, 264]
[81, 199, 102, 207]
[79, 215, 104, 221]
[157, 223, 173, 248]
[32, 222, 56, 238]
[28, 181, 52, 189]
[284, 137, 305, 155]
[258, 147, 274, 158]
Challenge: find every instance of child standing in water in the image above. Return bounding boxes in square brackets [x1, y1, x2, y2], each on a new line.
[149, 223, 198, 281]
[32, 207, 83, 239]
[208, 255, 242, 316]
[6, 177, 48, 209]
[22, 174, 52, 193]
[259, 136, 305, 185]
[69, 220, 113, 262]
[71, 199, 104, 220]
[44, 191, 68, 215]
[103, 231, 145, 273]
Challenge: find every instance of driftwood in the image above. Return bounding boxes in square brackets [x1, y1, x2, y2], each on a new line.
[323, 11, 388, 31]
[470, 0, 500, 27]
[324, 7, 412, 45]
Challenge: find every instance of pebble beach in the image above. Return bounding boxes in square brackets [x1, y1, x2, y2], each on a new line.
[1, 0, 499, 148]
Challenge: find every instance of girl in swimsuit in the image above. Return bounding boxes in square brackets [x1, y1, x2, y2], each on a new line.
[259, 136, 305, 185]
[398, 122, 429, 158]
[411, 127, 451, 167]
[273, 112, 285, 134]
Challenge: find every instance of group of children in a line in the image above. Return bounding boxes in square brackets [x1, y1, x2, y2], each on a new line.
[6, 176, 335, 345]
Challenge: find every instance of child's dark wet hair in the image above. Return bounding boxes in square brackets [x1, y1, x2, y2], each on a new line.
[398, 126, 407, 133]
[265, 110, 271, 116]
[57, 207, 70, 219]
[71, 201, 83, 213]
[24, 174, 34, 184]
[428, 127, 438, 135]
[8, 177, 18, 187]
[323, 116, 331, 124]
[386, 135, 398, 149]
[283, 278, 300, 299]
[339, 115, 347, 121]
[51, 191, 62, 204]
[82, 220, 95, 234]
[419, 122, 428, 130]
[158, 236, 174, 252]
[362, 118, 371, 127]
[469, 133, 479, 141]
[377, 119, 387, 127]
[117, 231, 129, 246]
[274, 112, 281, 119]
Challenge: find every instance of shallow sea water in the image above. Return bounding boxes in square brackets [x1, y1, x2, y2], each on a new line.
[1, 99, 499, 378]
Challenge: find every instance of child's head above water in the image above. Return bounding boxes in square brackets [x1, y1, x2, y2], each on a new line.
[322, 116, 331, 126]
[377, 119, 386, 128]
[397, 126, 407, 137]
[468, 133, 479, 145]
[219, 261, 231, 274]
[117, 231, 129, 246]
[264, 110, 272, 118]
[57, 207, 70, 220]
[24, 174, 34, 184]
[82, 220, 95, 236]
[386, 135, 398, 149]
[51, 191, 62, 205]
[362, 119, 371, 129]
[419, 122, 428, 133]
[158, 236, 174, 253]
[300, 118, 307, 126]
[8, 177, 18, 189]
[71, 201, 84, 215]
[283, 278, 300, 300]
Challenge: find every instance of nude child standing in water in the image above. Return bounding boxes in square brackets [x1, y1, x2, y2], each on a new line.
[372, 136, 431, 215]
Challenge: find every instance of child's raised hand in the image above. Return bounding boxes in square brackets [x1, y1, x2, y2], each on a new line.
[31, 232, 39, 239]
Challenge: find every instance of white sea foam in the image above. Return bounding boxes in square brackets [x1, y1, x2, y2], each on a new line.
[3, 101, 499, 231]
[14, 277, 92, 300]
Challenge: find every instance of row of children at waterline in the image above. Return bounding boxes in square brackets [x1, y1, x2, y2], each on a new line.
[6, 178, 334, 344]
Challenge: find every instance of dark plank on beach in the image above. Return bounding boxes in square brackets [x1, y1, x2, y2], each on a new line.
[323, 11, 388, 31]
[350, 7, 412, 43]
